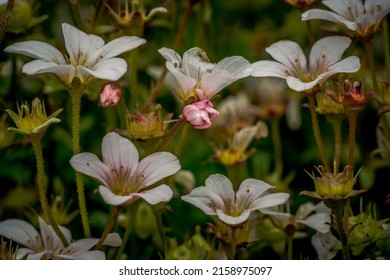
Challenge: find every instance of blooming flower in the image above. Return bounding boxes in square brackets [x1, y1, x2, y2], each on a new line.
[158, 47, 252, 102]
[0, 217, 121, 260]
[6, 98, 62, 136]
[183, 99, 219, 129]
[70, 132, 181, 206]
[251, 36, 360, 93]
[301, 0, 390, 38]
[4, 23, 146, 85]
[181, 174, 289, 226]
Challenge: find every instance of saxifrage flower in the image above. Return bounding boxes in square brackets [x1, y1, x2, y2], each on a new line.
[181, 174, 289, 226]
[70, 132, 181, 206]
[4, 23, 146, 85]
[251, 36, 360, 93]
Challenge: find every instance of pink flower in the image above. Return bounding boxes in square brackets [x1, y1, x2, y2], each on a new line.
[183, 99, 219, 129]
[99, 82, 123, 107]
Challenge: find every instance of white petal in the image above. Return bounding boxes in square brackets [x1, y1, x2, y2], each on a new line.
[181, 187, 219, 215]
[301, 9, 357, 31]
[286, 76, 320, 92]
[253, 193, 290, 211]
[323, 0, 363, 19]
[103, 233, 122, 247]
[136, 152, 180, 187]
[4, 41, 66, 64]
[61, 238, 99, 255]
[69, 152, 112, 187]
[297, 213, 331, 233]
[99, 185, 134, 206]
[309, 36, 352, 73]
[15, 248, 35, 259]
[158, 47, 182, 65]
[99, 36, 146, 59]
[251, 60, 289, 79]
[56, 251, 105, 260]
[236, 179, 275, 209]
[101, 132, 139, 181]
[0, 219, 42, 250]
[79, 57, 128, 81]
[311, 230, 339, 260]
[216, 209, 251, 226]
[295, 202, 316, 220]
[204, 174, 235, 207]
[62, 23, 105, 63]
[182, 47, 214, 79]
[265, 40, 307, 76]
[38, 217, 71, 251]
[165, 61, 197, 95]
[131, 184, 173, 205]
[201, 56, 252, 98]
[22, 60, 75, 81]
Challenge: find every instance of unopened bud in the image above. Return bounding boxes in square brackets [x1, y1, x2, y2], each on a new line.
[183, 99, 219, 129]
[99, 82, 122, 107]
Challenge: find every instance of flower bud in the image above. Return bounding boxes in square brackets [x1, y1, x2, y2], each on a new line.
[183, 99, 219, 129]
[99, 82, 122, 107]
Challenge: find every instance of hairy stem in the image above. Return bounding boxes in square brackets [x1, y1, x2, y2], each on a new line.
[95, 206, 122, 250]
[271, 117, 283, 178]
[347, 112, 358, 167]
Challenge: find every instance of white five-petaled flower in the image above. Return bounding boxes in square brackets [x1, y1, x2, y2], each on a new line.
[181, 174, 289, 226]
[0, 217, 121, 260]
[70, 132, 181, 206]
[4, 23, 146, 85]
[158, 47, 252, 102]
[302, 0, 390, 38]
[251, 36, 360, 93]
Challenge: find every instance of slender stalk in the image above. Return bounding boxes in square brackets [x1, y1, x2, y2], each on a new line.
[155, 210, 167, 257]
[347, 112, 358, 167]
[155, 117, 185, 152]
[304, 20, 315, 46]
[0, 0, 14, 48]
[286, 235, 293, 260]
[307, 95, 330, 171]
[333, 203, 350, 260]
[95, 206, 122, 250]
[271, 117, 283, 178]
[382, 19, 390, 81]
[330, 119, 343, 173]
[69, 0, 86, 31]
[129, 49, 140, 108]
[70, 86, 90, 237]
[142, 1, 195, 111]
[115, 205, 137, 259]
[174, 122, 189, 157]
[30, 136, 69, 247]
[364, 39, 379, 93]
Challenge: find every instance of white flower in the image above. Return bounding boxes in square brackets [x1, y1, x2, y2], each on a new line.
[0, 217, 121, 260]
[251, 36, 360, 93]
[158, 47, 252, 101]
[262, 202, 332, 234]
[311, 230, 339, 260]
[4, 23, 146, 85]
[302, 0, 390, 38]
[70, 132, 181, 206]
[181, 174, 289, 226]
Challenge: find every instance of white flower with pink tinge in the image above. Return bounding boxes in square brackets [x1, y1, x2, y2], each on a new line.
[183, 99, 219, 129]
[70, 132, 181, 206]
[158, 47, 252, 102]
[182, 174, 289, 226]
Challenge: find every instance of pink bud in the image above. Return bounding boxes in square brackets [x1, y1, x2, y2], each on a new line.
[99, 82, 122, 107]
[183, 99, 219, 129]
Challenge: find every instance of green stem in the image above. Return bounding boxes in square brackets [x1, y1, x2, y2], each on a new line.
[95, 206, 122, 250]
[382, 19, 390, 81]
[333, 202, 350, 260]
[364, 39, 379, 93]
[129, 49, 139, 108]
[155, 209, 167, 257]
[0, 0, 14, 48]
[304, 20, 315, 46]
[115, 204, 137, 259]
[286, 235, 293, 260]
[174, 122, 189, 157]
[307, 95, 330, 171]
[142, 1, 195, 111]
[30, 136, 69, 247]
[70, 86, 90, 237]
[155, 117, 185, 152]
[347, 112, 358, 167]
[69, 0, 86, 31]
[271, 117, 283, 178]
[330, 118, 343, 173]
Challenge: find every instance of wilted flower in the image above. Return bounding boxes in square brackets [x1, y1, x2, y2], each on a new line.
[183, 99, 219, 129]
[99, 82, 123, 107]
[6, 98, 62, 136]
[0, 217, 121, 260]
[158, 47, 252, 102]
[302, 0, 390, 38]
[181, 174, 289, 226]
[70, 132, 180, 206]
[251, 36, 360, 94]
[126, 105, 171, 140]
[316, 89, 345, 116]
[4, 23, 146, 86]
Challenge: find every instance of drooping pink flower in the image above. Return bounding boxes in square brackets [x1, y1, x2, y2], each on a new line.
[183, 99, 219, 129]
[70, 132, 181, 206]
